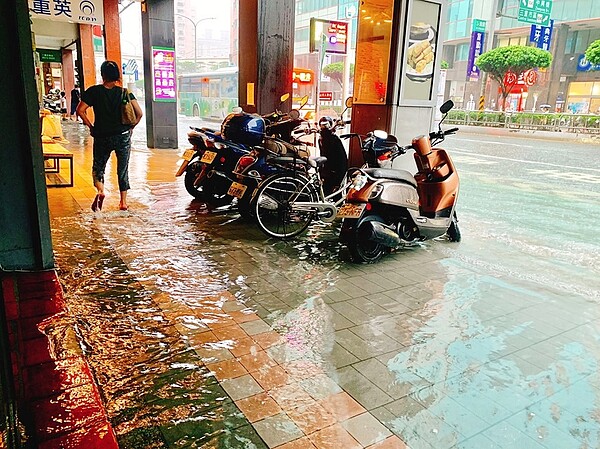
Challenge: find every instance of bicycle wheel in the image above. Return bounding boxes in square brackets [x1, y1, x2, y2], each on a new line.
[253, 173, 318, 238]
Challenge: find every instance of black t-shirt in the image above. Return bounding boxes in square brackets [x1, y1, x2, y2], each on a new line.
[81, 85, 136, 137]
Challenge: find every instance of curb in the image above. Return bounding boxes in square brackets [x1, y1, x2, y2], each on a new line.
[1, 270, 119, 448]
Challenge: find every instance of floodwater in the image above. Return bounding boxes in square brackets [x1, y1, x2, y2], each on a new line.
[47, 122, 600, 448]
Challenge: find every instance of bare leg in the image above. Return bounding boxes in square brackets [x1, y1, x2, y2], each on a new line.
[91, 180, 105, 212]
[119, 190, 128, 210]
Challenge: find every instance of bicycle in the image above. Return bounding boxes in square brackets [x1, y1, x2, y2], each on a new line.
[252, 125, 401, 239]
[252, 157, 352, 238]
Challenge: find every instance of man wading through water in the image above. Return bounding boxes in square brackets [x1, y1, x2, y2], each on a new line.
[77, 60, 143, 212]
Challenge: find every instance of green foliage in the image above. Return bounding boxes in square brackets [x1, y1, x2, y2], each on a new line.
[322, 62, 355, 88]
[176, 60, 200, 75]
[441, 60, 449, 69]
[475, 46, 552, 110]
[585, 40, 600, 65]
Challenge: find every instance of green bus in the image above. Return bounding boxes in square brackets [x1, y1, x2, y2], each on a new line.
[178, 67, 238, 120]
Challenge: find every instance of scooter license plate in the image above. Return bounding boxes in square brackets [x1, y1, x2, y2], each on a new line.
[182, 149, 195, 161]
[336, 203, 366, 219]
[200, 150, 217, 164]
[227, 181, 248, 199]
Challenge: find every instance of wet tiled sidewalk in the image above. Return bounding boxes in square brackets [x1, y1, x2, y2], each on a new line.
[44, 121, 600, 448]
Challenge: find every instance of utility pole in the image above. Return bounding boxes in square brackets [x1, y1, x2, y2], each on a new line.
[479, 0, 500, 110]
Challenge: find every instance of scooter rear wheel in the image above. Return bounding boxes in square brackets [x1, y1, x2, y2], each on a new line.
[347, 215, 387, 263]
[254, 173, 317, 239]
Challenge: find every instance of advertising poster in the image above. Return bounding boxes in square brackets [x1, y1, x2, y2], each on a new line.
[466, 31, 485, 81]
[403, 0, 441, 101]
[152, 47, 176, 102]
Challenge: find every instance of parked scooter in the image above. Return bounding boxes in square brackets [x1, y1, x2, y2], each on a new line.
[230, 97, 351, 218]
[175, 94, 309, 206]
[338, 99, 461, 263]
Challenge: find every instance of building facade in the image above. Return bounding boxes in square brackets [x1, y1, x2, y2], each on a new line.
[442, 0, 600, 112]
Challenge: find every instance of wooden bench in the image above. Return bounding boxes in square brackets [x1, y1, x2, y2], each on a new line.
[42, 142, 74, 187]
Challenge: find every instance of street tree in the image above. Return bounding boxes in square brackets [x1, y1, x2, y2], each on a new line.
[476, 45, 552, 111]
[322, 62, 354, 89]
[585, 40, 600, 65]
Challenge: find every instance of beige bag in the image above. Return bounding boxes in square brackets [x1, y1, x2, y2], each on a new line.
[121, 88, 136, 126]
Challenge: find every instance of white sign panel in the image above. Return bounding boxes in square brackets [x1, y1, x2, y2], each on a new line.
[29, 0, 104, 25]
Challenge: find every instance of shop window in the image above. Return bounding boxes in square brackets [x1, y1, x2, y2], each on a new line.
[568, 81, 593, 96]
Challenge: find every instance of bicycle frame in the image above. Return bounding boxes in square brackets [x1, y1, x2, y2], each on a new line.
[288, 166, 355, 223]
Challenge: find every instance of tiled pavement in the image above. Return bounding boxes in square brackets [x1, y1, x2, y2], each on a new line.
[42, 121, 600, 448]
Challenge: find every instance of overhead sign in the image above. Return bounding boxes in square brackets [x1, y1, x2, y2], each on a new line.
[529, 20, 554, 51]
[152, 47, 176, 102]
[518, 0, 552, 26]
[309, 18, 348, 54]
[37, 48, 62, 63]
[472, 19, 486, 33]
[29, 0, 104, 24]
[466, 31, 485, 81]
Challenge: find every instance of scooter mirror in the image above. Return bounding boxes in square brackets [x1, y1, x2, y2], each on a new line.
[289, 109, 300, 120]
[373, 130, 388, 140]
[299, 95, 309, 109]
[280, 93, 290, 103]
[440, 99, 454, 114]
[345, 97, 354, 108]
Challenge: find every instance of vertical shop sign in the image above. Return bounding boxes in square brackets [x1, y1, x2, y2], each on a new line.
[152, 47, 176, 102]
[529, 20, 554, 51]
[466, 31, 485, 81]
[29, 0, 104, 24]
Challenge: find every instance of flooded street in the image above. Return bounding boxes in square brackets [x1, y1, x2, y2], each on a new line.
[46, 121, 600, 448]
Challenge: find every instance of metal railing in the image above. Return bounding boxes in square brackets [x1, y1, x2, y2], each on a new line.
[446, 110, 600, 134]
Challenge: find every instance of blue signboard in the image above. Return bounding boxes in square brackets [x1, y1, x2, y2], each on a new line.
[529, 19, 553, 51]
[577, 54, 600, 72]
[466, 31, 485, 80]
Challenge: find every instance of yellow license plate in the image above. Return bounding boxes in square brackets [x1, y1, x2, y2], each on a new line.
[182, 148, 195, 161]
[336, 203, 366, 219]
[200, 150, 217, 164]
[227, 182, 248, 199]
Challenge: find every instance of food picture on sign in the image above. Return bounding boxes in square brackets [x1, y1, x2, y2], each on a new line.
[152, 48, 176, 101]
[403, 0, 441, 101]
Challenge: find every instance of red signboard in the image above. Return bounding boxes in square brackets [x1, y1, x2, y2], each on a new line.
[319, 91, 333, 101]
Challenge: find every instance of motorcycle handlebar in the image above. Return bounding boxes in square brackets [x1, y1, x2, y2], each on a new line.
[445, 127, 459, 135]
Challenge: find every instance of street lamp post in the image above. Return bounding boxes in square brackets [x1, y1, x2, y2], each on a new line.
[175, 14, 216, 63]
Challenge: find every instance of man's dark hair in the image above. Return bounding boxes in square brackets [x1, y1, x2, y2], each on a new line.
[100, 60, 121, 82]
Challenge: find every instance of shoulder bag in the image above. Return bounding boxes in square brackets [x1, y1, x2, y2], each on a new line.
[121, 88, 137, 126]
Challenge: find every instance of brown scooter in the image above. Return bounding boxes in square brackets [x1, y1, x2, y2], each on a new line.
[338, 100, 460, 263]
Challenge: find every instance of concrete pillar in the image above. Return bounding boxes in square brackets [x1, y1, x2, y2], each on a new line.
[103, 0, 122, 67]
[0, 0, 53, 270]
[238, 0, 295, 114]
[141, 0, 178, 149]
[349, 0, 444, 168]
[78, 24, 97, 89]
[62, 49, 75, 111]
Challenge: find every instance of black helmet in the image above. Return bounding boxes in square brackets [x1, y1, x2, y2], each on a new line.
[221, 112, 266, 146]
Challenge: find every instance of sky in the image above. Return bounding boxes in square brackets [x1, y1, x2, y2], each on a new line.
[119, 0, 232, 58]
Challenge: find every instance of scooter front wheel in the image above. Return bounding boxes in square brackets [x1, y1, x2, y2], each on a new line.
[345, 215, 387, 263]
[446, 212, 461, 242]
[253, 173, 317, 239]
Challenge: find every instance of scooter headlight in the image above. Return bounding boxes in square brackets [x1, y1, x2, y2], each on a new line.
[369, 183, 384, 199]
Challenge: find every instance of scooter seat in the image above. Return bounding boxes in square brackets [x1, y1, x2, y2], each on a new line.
[363, 168, 417, 188]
